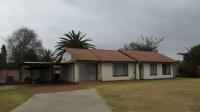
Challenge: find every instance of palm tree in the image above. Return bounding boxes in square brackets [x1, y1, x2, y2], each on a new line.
[39, 49, 55, 62]
[55, 30, 95, 59]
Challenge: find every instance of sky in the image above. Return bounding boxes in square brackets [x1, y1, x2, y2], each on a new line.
[0, 0, 200, 60]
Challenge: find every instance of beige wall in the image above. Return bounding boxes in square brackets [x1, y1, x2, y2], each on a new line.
[101, 62, 136, 81]
[141, 63, 174, 79]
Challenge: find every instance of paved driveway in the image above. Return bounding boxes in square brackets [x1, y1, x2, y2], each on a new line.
[11, 89, 112, 112]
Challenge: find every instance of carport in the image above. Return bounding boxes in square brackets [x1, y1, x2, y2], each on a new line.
[21, 62, 61, 84]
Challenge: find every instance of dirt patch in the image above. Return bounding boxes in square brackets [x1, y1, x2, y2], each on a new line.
[16, 80, 137, 94]
[16, 84, 88, 94]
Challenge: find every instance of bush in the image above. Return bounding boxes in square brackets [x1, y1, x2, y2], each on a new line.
[178, 44, 200, 77]
[178, 62, 199, 77]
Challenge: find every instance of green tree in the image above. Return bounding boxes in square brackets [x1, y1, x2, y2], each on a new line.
[24, 49, 39, 62]
[178, 44, 200, 77]
[7, 27, 42, 63]
[39, 49, 55, 62]
[0, 44, 7, 64]
[0, 44, 7, 70]
[184, 45, 200, 66]
[55, 30, 95, 59]
[125, 35, 165, 52]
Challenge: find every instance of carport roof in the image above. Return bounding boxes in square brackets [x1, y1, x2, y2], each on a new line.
[62, 48, 135, 62]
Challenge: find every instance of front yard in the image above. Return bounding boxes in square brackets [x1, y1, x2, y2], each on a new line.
[95, 78, 200, 112]
[1, 78, 200, 112]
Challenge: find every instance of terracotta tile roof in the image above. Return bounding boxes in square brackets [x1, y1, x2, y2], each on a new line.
[62, 48, 176, 63]
[64, 48, 98, 61]
[89, 49, 134, 62]
[119, 49, 176, 62]
[63, 48, 135, 62]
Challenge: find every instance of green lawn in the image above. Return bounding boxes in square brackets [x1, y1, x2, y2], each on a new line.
[0, 89, 32, 112]
[95, 78, 200, 112]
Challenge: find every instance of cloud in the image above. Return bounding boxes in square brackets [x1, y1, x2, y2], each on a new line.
[0, 0, 200, 60]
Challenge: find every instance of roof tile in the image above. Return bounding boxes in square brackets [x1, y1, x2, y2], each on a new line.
[119, 49, 176, 62]
[63, 48, 134, 62]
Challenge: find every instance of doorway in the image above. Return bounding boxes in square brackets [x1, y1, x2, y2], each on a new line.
[139, 64, 144, 80]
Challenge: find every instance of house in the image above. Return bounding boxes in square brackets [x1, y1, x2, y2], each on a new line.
[59, 48, 177, 83]
[60, 48, 135, 83]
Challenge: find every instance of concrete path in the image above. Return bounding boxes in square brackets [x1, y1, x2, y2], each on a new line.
[11, 89, 112, 112]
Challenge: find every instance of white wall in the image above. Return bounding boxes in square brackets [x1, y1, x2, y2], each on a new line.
[135, 64, 140, 80]
[142, 63, 174, 79]
[97, 63, 102, 81]
[74, 63, 79, 83]
[101, 62, 136, 81]
[62, 62, 174, 82]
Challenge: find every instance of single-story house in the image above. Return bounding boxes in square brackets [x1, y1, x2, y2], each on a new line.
[60, 48, 177, 83]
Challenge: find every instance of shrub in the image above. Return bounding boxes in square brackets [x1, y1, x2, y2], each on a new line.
[178, 62, 199, 77]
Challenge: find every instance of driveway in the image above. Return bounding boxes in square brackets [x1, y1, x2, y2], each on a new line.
[11, 89, 112, 112]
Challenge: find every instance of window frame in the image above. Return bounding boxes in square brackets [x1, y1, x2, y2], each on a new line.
[113, 63, 128, 77]
[150, 63, 157, 76]
[162, 64, 171, 75]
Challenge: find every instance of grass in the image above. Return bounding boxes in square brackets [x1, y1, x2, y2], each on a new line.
[95, 78, 200, 112]
[0, 89, 32, 112]
[1, 78, 200, 112]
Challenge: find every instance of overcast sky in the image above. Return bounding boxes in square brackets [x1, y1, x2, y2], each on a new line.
[0, 0, 200, 60]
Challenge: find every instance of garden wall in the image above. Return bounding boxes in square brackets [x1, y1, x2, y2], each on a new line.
[0, 70, 20, 84]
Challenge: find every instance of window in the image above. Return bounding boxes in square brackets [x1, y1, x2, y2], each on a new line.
[150, 63, 157, 75]
[162, 64, 171, 75]
[113, 63, 128, 76]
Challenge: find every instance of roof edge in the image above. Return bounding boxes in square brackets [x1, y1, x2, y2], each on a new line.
[118, 49, 138, 61]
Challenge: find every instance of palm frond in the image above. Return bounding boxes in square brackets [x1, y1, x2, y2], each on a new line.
[55, 30, 95, 60]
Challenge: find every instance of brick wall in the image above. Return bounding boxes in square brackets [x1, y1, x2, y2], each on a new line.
[0, 70, 20, 84]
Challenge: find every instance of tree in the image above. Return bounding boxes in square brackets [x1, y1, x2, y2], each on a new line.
[24, 49, 39, 62]
[125, 35, 165, 52]
[178, 44, 200, 77]
[39, 49, 55, 62]
[183, 45, 200, 66]
[7, 27, 42, 63]
[55, 30, 95, 59]
[0, 44, 7, 64]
